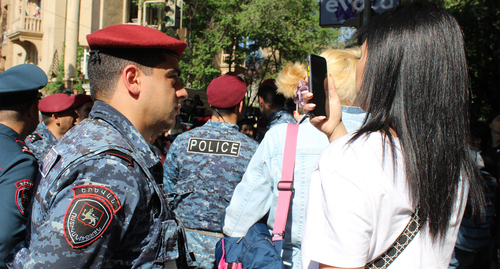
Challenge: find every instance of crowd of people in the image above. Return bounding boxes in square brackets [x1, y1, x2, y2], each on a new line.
[0, 1, 498, 269]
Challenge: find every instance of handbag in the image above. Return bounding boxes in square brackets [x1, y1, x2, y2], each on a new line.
[215, 124, 299, 269]
[365, 207, 420, 268]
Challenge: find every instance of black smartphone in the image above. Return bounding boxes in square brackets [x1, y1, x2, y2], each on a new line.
[307, 54, 329, 118]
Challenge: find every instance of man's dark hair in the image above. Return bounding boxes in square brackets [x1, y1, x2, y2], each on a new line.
[0, 101, 35, 121]
[87, 49, 169, 100]
[40, 112, 52, 125]
[211, 105, 238, 117]
[257, 84, 286, 108]
[352, 1, 484, 242]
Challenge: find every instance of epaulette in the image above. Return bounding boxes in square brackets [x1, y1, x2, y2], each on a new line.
[103, 149, 134, 167]
[15, 139, 36, 157]
[26, 133, 43, 143]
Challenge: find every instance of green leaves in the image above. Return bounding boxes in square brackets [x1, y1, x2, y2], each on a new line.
[178, 0, 343, 96]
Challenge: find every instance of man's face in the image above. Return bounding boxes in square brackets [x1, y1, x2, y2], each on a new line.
[142, 54, 188, 132]
[241, 124, 254, 138]
[75, 101, 93, 124]
[56, 108, 77, 134]
[491, 115, 500, 133]
[258, 96, 268, 118]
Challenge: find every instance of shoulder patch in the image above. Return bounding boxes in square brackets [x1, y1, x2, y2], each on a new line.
[103, 149, 133, 166]
[64, 185, 122, 249]
[15, 180, 34, 215]
[187, 137, 241, 157]
[41, 147, 60, 178]
[26, 133, 43, 143]
[15, 139, 35, 157]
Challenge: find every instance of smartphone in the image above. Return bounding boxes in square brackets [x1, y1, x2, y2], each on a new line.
[307, 54, 329, 118]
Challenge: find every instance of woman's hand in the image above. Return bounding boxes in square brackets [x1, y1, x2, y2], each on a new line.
[303, 73, 347, 142]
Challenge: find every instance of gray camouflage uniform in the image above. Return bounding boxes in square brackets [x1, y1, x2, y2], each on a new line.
[24, 122, 58, 165]
[255, 107, 296, 143]
[163, 120, 258, 268]
[7, 101, 185, 268]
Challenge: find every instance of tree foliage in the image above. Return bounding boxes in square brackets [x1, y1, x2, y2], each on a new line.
[443, 0, 500, 119]
[44, 44, 86, 94]
[401, 0, 500, 119]
[178, 0, 343, 105]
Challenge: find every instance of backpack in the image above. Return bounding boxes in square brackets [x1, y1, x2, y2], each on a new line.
[215, 223, 285, 269]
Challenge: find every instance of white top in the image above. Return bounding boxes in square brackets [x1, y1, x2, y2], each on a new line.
[301, 132, 467, 269]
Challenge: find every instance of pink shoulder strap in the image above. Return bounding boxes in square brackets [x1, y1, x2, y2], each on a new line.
[272, 123, 299, 241]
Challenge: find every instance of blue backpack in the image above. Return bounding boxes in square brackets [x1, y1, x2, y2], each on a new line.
[215, 223, 285, 269]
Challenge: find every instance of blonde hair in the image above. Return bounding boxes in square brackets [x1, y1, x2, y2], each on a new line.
[276, 47, 361, 106]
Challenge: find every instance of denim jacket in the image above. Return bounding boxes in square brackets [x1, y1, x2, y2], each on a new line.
[223, 107, 366, 268]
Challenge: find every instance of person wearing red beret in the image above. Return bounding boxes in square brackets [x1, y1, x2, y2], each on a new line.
[8, 24, 190, 268]
[72, 93, 94, 124]
[254, 79, 296, 142]
[163, 74, 259, 268]
[24, 93, 77, 165]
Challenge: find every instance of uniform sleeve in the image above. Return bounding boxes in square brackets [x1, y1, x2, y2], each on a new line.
[223, 134, 275, 237]
[17, 155, 148, 268]
[163, 140, 181, 207]
[0, 155, 38, 267]
[301, 144, 374, 268]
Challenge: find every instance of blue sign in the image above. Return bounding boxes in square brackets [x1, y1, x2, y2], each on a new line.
[320, 0, 399, 27]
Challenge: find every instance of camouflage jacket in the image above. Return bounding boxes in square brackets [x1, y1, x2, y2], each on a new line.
[8, 101, 184, 269]
[163, 120, 258, 232]
[267, 107, 296, 130]
[255, 107, 296, 143]
[25, 122, 58, 165]
[0, 124, 38, 268]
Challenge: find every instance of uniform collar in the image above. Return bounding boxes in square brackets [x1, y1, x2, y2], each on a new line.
[36, 122, 57, 142]
[267, 107, 292, 127]
[267, 107, 289, 125]
[89, 101, 159, 167]
[203, 120, 239, 131]
[0, 123, 21, 140]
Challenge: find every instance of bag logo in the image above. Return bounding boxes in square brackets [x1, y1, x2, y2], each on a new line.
[64, 185, 121, 249]
[15, 180, 34, 215]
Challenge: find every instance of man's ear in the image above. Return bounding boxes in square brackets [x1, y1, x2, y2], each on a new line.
[26, 102, 39, 121]
[258, 96, 264, 106]
[122, 64, 141, 96]
[52, 113, 60, 125]
[238, 100, 244, 114]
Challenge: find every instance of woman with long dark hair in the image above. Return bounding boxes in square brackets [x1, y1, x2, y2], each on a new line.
[301, 2, 484, 268]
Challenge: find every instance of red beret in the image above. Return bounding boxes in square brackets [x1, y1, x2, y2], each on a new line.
[86, 24, 187, 59]
[39, 93, 75, 113]
[260, 79, 276, 89]
[73, 94, 93, 108]
[207, 75, 247, 108]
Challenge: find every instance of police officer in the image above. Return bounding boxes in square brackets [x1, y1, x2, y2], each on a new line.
[0, 64, 46, 268]
[255, 79, 295, 142]
[25, 93, 77, 164]
[163, 74, 259, 268]
[7, 24, 189, 268]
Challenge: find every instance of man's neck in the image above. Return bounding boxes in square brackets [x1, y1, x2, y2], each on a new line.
[46, 123, 63, 140]
[0, 120, 26, 138]
[210, 113, 237, 124]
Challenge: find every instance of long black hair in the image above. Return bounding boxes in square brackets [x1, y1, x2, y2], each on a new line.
[352, 1, 484, 241]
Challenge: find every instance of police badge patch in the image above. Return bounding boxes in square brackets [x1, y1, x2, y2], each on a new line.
[15, 179, 34, 215]
[64, 185, 122, 248]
